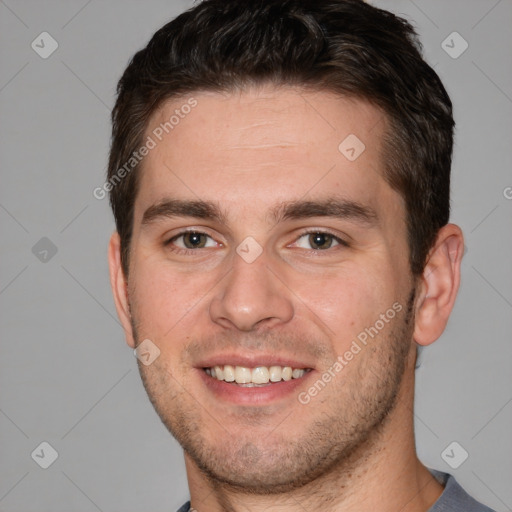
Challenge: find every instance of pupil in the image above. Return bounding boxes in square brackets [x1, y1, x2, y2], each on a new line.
[309, 233, 331, 249]
[184, 232, 205, 248]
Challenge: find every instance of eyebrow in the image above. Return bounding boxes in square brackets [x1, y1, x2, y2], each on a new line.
[269, 198, 379, 227]
[142, 199, 227, 226]
[141, 197, 378, 228]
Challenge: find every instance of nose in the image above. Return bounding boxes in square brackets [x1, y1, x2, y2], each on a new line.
[209, 250, 294, 331]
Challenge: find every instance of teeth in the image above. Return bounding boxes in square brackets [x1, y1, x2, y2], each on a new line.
[205, 365, 309, 385]
[282, 366, 292, 381]
[224, 364, 235, 382]
[269, 365, 282, 382]
[235, 366, 252, 384]
[252, 366, 270, 384]
[214, 365, 224, 380]
[292, 368, 305, 379]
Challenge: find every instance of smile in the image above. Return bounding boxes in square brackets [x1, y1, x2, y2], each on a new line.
[204, 365, 312, 386]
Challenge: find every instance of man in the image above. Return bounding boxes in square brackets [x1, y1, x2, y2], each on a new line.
[106, 1, 496, 510]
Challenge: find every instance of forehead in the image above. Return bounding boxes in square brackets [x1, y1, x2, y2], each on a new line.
[135, 86, 398, 220]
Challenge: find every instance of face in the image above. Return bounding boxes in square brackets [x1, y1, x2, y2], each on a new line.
[121, 86, 417, 492]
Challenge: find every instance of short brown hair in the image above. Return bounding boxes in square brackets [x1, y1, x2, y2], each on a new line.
[108, 0, 454, 276]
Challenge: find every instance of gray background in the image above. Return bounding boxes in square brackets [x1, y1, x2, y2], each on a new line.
[0, 0, 511, 511]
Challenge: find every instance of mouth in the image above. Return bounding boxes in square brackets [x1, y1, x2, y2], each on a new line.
[203, 365, 313, 387]
[197, 355, 316, 405]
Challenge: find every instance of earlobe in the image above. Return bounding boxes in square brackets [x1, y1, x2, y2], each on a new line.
[413, 224, 464, 347]
[108, 232, 136, 348]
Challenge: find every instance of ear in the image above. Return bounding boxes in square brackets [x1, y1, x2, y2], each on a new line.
[413, 224, 464, 346]
[108, 232, 136, 348]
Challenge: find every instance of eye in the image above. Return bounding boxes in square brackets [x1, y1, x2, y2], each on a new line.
[294, 231, 346, 250]
[167, 231, 218, 250]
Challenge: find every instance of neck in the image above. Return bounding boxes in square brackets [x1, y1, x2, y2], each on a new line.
[185, 351, 444, 512]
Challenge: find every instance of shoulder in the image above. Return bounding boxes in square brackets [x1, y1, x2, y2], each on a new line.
[428, 469, 497, 512]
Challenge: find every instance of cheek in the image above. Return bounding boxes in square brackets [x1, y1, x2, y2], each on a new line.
[129, 257, 212, 341]
[287, 264, 393, 344]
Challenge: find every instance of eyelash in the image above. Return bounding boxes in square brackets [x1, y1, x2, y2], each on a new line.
[164, 229, 220, 255]
[295, 229, 350, 250]
[164, 228, 349, 254]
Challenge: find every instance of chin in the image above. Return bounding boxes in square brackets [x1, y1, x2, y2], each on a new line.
[182, 425, 366, 495]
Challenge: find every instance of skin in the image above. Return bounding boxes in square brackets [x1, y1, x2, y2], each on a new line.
[108, 85, 464, 511]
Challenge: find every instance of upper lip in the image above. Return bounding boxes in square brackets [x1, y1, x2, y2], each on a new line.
[196, 353, 314, 370]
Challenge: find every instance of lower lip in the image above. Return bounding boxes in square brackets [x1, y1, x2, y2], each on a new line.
[197, 369, 315, 406]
